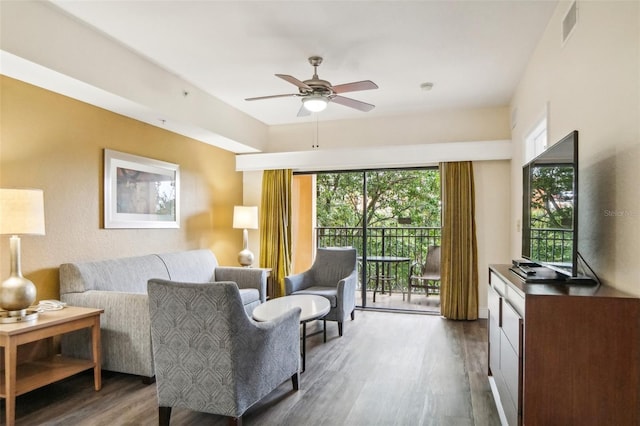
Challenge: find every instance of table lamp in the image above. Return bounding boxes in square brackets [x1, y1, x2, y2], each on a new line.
[0, 189, 45, 321]
[233, 206, 258, 267]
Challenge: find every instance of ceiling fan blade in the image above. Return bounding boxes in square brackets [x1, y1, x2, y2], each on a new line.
[331, 80, 378, 94]
[245, 93, 298, 101]
[297, 103, 311, 117]
[331, 95, 375, 112]
[276, 74, 312, 91]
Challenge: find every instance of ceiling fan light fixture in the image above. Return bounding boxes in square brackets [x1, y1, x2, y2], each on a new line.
[302, 95, 328, 112]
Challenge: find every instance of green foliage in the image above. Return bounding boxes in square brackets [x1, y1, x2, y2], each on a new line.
[316, 169, 441, 228]
[530, 165, 573, 229]
[528, 164, 574, 266]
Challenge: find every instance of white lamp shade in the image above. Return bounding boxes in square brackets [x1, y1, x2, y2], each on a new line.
[302, 95, 328, 112]
[233, 206, 258, 230]
[0, 189, 45, 235]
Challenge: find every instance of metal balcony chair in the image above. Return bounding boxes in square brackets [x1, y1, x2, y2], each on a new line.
[408, 245, 441, 302]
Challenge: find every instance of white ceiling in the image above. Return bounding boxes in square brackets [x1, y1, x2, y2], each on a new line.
[48, 0, 557, 127]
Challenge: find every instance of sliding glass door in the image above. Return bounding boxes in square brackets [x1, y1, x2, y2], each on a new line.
[297, 168, 441, 313]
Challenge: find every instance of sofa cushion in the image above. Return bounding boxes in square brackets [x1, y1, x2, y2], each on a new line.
[156, 249, 218, 283]
[292, 286, 337, 308]
[239, 288, 260, 306]
[60, 255, 169, 294]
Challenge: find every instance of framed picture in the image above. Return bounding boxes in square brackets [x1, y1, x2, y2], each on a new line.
[104, 149, 180, 229]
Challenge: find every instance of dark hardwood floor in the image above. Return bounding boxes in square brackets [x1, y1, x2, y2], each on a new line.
[8, 310, 500, 426]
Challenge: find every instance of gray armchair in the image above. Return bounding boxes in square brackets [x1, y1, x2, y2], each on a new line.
[285, 247, 358, 339]
[147, 279, 301, 426]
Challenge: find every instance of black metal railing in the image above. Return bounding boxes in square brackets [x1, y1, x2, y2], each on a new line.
[529, 228, 574, 263]
[316, 226, 442, 294]
[316, 226, 441, 258]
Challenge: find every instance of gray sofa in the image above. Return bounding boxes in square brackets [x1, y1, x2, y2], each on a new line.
[59, 249, 267, 380]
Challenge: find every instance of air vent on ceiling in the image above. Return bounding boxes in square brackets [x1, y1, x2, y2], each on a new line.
[562, 1, 578, 44]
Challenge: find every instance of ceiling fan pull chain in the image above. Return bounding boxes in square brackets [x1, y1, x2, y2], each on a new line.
[312, 115, 320, 149]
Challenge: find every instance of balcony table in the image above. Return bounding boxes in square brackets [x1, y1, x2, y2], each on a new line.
[359, 256, 411, 302]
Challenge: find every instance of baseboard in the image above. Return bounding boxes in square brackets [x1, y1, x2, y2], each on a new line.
[478, 307, 488, 319]
[488, 376, 508, 426]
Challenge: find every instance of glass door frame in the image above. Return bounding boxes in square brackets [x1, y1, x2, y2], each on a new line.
[295, 166, 441, 312]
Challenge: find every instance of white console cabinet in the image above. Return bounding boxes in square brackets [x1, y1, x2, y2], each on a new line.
[488, 273, 523, 425]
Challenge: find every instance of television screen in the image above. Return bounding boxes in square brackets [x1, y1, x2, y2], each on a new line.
[522, 131, 578, 277]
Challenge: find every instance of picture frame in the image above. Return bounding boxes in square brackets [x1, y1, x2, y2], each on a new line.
[104, 149, 180, 229]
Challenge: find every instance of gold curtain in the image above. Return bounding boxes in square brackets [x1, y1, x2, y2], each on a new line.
[439, 161, 479, 320]
[259, 169, 292, 298]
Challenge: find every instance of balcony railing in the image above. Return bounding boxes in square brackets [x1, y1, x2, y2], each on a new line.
[317, 226, 441, 259]
[529, 228, 574, 263]
[316, 226, 442, 295]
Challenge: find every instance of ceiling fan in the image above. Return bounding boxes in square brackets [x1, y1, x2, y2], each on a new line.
[245, 56, 378, 117]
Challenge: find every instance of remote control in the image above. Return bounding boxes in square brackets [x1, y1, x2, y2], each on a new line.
[518, 265, 536, 275]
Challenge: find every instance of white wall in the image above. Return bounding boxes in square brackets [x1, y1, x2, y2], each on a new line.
[510, 1, 640, 293]
[267, 106, 510, 152]
[236, 140, 511, 172]
[474, 160, 512, 316]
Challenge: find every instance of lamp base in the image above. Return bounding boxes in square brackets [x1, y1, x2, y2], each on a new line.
[0, 274, 37, 313]
[238, 249, 255, 267]
[0, 309, 38, 323]
[2, 236, 38, 315]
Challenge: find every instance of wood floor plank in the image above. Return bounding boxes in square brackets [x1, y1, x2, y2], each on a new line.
[5, 310, 500, 425]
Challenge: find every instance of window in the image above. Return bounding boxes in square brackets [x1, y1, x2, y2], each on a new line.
[525, 117, 548, 164]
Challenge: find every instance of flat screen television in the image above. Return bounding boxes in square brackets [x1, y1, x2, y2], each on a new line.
[518, 130, 580, 282]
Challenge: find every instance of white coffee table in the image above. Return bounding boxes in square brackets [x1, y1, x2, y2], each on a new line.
[253, 294, 330, 372]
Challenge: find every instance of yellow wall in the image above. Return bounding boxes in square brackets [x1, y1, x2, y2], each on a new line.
[291, 174, 315, 273]
[0, 76, 243, 301]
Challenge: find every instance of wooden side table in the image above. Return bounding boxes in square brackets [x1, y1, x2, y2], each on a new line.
[260, 267, 273, 299]
[0, 306, 103, 426]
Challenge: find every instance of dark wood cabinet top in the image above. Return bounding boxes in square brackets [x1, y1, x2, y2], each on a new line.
[489, 264, 636, 299]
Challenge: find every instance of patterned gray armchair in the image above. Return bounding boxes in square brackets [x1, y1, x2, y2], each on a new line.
[147, 279, 301, 426]
[285, 247, 358, 339]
